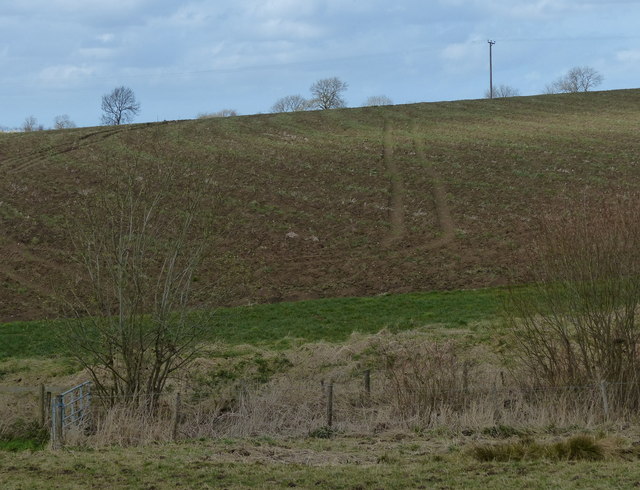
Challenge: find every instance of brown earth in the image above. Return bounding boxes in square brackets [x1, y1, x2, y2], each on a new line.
[1, 90, 640, 322]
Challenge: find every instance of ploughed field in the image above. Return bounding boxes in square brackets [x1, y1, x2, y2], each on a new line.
[1, 89, 640, 321]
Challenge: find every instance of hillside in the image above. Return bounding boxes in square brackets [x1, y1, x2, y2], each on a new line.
[1, 89, 640, 322]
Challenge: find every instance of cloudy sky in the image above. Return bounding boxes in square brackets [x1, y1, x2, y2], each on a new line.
[1, 0, 639, 129]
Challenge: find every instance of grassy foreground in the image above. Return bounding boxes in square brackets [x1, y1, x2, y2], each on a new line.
[2, 435, 640, 489]
[0, 287, 504, 361]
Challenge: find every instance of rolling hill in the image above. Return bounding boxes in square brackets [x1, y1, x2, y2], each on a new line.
[1, 89, 640, 322]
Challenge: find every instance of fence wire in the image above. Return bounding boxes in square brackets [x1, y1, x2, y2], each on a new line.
[5, 376, 640, 447]
[73, 377, 640, 443]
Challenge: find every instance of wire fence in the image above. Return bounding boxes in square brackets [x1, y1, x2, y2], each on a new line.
[71, 375, 640, 446]
[5, 373, 640, 447]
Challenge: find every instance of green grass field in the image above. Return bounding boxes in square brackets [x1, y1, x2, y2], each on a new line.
[2, 434, 640, 489]
[0, 287, 504, 361]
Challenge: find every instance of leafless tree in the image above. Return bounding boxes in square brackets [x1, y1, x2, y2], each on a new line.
[53, 114, 76, 130]
[101, 86, 141, 125]
[271, 95, 311, 113]
[505, 196, 640, 406]
[197, 109, 238, 118]
[22, 115, 43, 132]
[63, 157, 212, 409]
[544, 66, 603, 94]
[363, 95, 393, 107]
[484, 84, 520, 98]
[309, 77, 348, 110]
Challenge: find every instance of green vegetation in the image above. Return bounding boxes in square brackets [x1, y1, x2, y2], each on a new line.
[212, 287, 503, 345]
[1, 435, 640, 489]
[0, 437, 47, 452]
[0, 420, 48, 452]
[0, 287, 503, 360]
[471, 435, 606, 462]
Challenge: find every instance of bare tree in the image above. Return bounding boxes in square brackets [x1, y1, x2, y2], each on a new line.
[197, 109, 238, 118]
[63, 157, 211, 409]
[309, 77, 348, 110]
[53, 114, 76, 130]
[22, 115, 43, 132]
[363, 95, 393, 107]
[101, 86, 141, 125]
[544, 66, 603, 94]
[484, 85, 520, 98]
[271, 95, 311, 113]
[505, 196, 640, 406]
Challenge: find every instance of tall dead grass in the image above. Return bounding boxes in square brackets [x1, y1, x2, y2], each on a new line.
[63, 332, 640, 448]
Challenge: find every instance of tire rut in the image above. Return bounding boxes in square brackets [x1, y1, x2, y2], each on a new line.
[411, 131, 455, 251]
[381, 119, 406, 248]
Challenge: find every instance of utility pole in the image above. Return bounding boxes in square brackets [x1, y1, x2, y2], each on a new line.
[488, 40, 496, 99]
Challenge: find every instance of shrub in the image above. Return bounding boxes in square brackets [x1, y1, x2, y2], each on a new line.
[505, 196, 640, 408]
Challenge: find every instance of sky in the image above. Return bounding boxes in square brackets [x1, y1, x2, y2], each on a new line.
[1, 0, 639, 129]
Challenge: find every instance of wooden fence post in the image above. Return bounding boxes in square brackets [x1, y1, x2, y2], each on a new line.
[46, 391, 52, 425]
[52, 394, 64, 449]
[364, 370, 371, 398]
[326, 381, 334, 428]
[39, 384, 46, 427]
[599, 381, 610, 420]
[172, 392, 181, 442]
[462, 362, 470, 394]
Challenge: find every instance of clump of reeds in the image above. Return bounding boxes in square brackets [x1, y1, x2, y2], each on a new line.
[471, 435, 607, 462]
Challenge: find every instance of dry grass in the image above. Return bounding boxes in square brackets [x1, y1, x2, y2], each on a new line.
[0, 392, 39, 438]
[48, 330, 640, 448]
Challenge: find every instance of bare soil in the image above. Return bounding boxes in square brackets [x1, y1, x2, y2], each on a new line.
[2, 90, 640, 321]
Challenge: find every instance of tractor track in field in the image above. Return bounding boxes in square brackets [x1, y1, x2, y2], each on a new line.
[410, 131, 456, 251]
[381, 119, 406, 248]
[264, 120, 457, 275]
[269, 120, 407, 272]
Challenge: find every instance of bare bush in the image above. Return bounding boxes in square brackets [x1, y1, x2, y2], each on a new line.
[197, 109, 238, 118]
[271, 95, 311, 113]
[484, 85, 520, 98]
[53, 114, 76, 129]
[374, 339, 473, 423]
[505, 197, 640, 405]
[363, 95, 393, 107]
[62, 156, 213, 410]
[22, 115, 43, 132]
